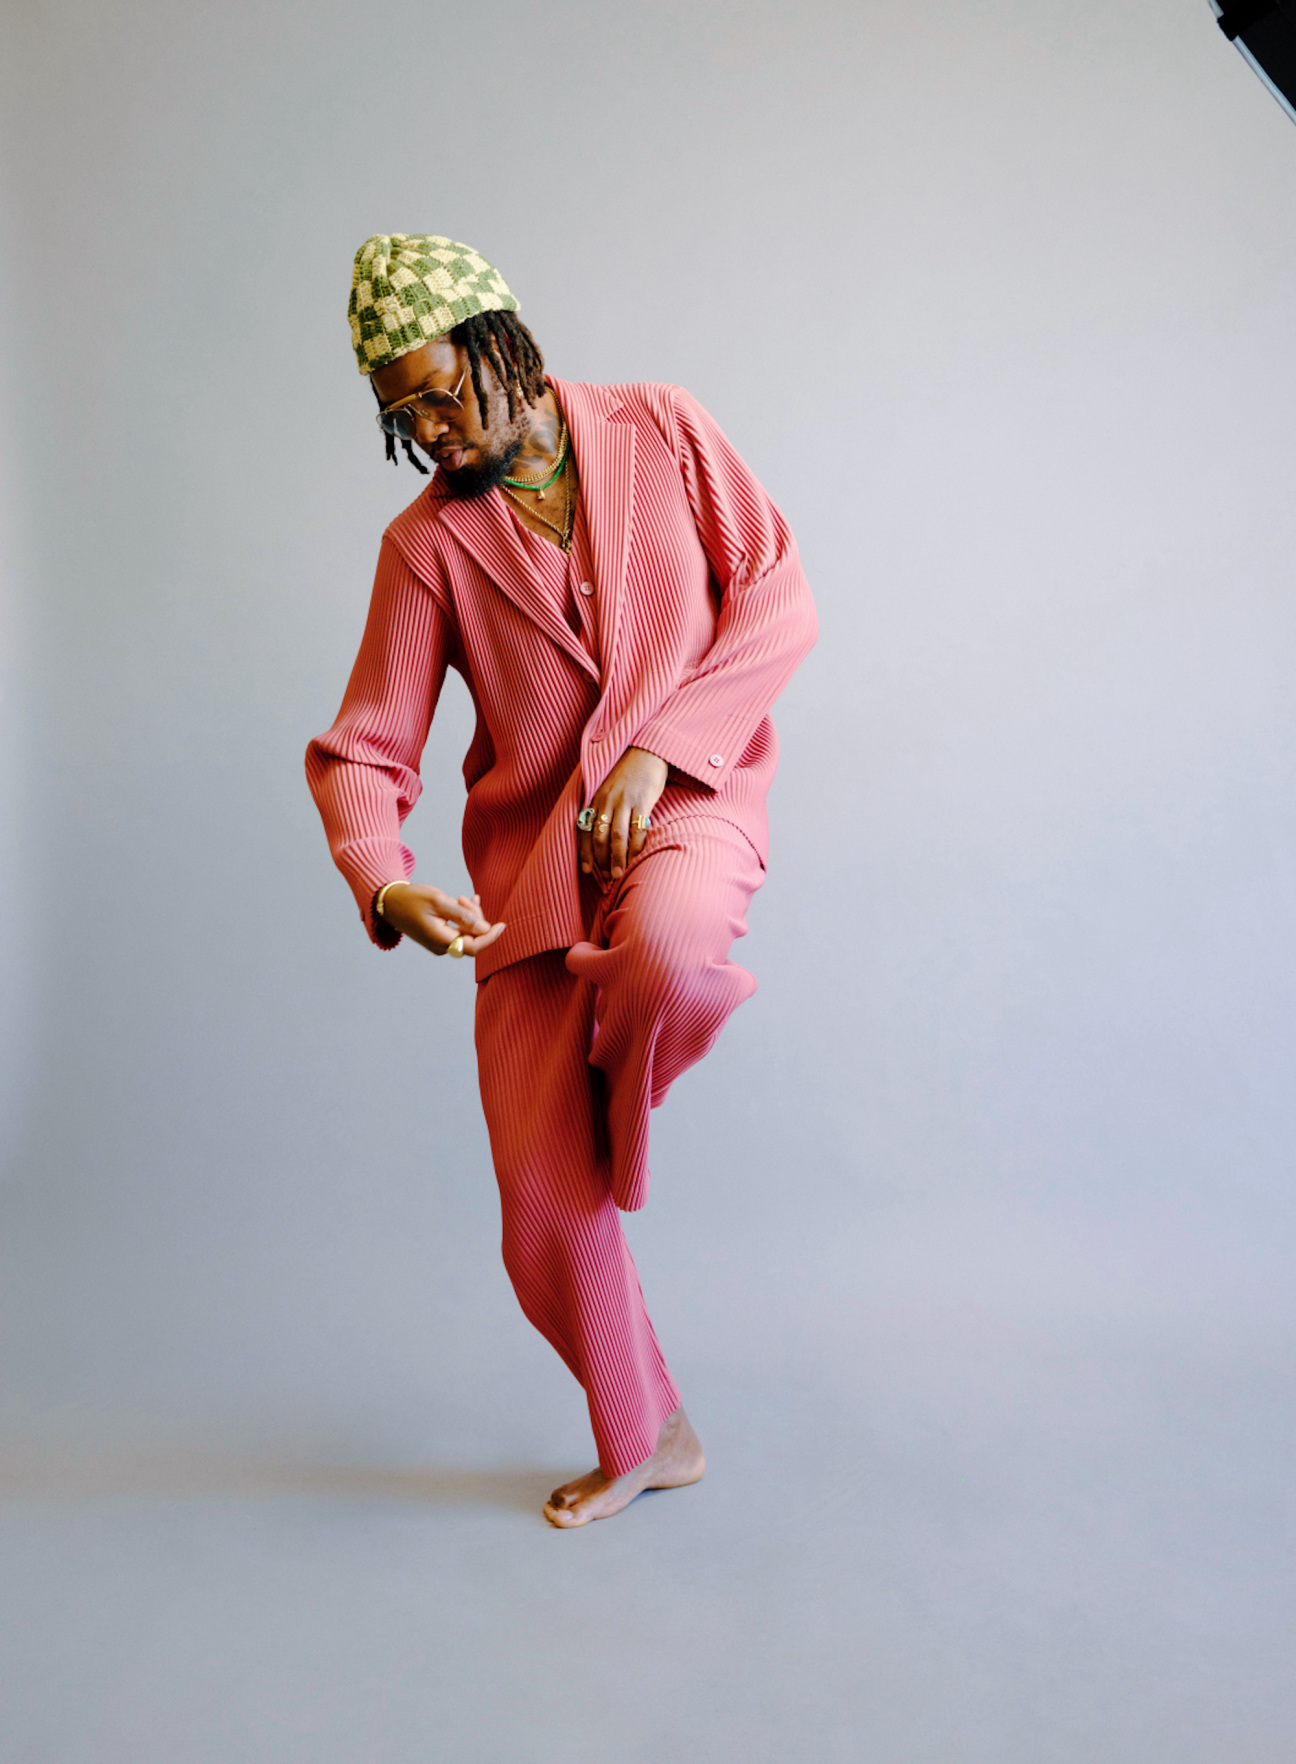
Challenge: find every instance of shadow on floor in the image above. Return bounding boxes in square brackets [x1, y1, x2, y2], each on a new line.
[0, 1447, 561, 1516]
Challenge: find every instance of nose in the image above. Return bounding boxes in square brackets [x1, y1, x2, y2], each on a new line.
[410, 408, 450, 444]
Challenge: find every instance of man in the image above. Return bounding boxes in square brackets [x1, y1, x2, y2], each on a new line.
[307, 235, 816, 1527]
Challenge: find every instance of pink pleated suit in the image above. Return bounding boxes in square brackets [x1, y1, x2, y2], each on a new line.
[307, 379, 816, 1475]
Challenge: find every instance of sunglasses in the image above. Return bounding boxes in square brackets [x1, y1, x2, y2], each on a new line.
[374, 367, 469, 438]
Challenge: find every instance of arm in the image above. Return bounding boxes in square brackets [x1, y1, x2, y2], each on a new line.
[583, 387, 818, 879]
[629, 385, 818, 790]
[305, 535, 500, 954]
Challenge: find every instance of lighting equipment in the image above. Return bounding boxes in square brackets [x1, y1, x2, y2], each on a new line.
[1212, 0, 1296, 123]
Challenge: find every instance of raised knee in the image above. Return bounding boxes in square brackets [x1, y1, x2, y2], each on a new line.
[617, 928, 706, 1005]
[612, 926, 752, 1025]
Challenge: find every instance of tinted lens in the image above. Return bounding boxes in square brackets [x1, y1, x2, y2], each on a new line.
[378, 389, 460, 437]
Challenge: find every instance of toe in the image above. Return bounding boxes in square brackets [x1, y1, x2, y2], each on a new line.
[544, 1500, 590, 1529]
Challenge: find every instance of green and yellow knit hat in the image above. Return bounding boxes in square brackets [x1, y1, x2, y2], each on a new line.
[348, 234, 518, 375]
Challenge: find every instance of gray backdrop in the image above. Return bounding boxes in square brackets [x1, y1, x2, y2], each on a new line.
[2, 2, 1294, 1760]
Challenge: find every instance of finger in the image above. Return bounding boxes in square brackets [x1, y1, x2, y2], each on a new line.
[414, 887, 483, 928]
[450, 895, 491, 933]
[405, 926, 453, 957]
[461, 920, 506, 955]
[468, 894, 493, 931]
[388, 892, 480, 955]
[456, 926, 502, 957]
[628, 810, 649, 860]
[592, 803, 613, 872]
[609, 802, 631, 879]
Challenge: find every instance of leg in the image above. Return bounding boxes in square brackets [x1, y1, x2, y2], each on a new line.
[540, 819, 761, 1524]
[566, 816, 765, 1212]
[474, 951, 682, 1482]
[542, 1404, 706, 1529]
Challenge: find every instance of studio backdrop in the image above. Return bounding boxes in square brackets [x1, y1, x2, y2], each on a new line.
[1, 0, 1293, 1470]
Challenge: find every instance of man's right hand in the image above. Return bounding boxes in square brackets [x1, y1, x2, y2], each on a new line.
[379, 884, 505, 958]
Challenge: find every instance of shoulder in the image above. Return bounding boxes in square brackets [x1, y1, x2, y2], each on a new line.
[550, 377, 710, 454]
[379, 483, 455, 611]
[384, 478, 447, 552]
[551, 376, 691, 418]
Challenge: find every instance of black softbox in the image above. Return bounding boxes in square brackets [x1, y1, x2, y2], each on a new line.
[1213, 0, 1296, 122]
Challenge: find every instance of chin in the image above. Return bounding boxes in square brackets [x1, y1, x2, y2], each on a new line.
[436, 436, 524, 500]
[438, 460, 504, 499]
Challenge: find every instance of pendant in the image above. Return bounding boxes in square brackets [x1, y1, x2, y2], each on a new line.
[537, 487, 545, 500]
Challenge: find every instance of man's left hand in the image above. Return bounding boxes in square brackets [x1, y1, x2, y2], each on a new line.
[580, 746, 669, 880]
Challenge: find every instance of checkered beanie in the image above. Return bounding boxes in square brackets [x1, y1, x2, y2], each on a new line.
[348, 234, 518, 375]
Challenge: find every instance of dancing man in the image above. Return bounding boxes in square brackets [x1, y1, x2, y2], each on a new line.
[307, 235, 816, 1527]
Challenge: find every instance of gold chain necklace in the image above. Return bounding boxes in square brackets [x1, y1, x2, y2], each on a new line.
[501, 420, 569, 500]
[501, 455, 575, 551]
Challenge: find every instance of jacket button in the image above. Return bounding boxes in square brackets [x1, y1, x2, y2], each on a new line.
[589, 729, 604, 743]
[708, 752, 724, 767]
[579, 581, 594, 596]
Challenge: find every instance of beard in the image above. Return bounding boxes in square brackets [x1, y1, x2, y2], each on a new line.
[436, 430, 525, 499]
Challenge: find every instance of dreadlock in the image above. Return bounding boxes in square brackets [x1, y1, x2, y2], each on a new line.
[376, 310, 547, 471]
[383, 426, 427, 473]
[457, 310, 547, 426]
[384, 428, 430, 473]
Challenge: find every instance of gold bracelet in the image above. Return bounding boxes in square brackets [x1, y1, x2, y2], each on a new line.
[375, 879, 411, 921]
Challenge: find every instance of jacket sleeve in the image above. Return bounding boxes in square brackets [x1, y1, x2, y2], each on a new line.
[305, 535, 454, 947]
[630, 385, 817, 790]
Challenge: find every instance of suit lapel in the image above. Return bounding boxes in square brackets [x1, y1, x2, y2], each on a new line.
[553, 380, 634, 691]
[436, 482, 600, 682]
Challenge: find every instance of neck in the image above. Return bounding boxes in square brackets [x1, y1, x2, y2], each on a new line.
[510, 387, 564, 472]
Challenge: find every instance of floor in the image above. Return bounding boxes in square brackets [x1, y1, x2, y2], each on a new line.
[2, 1258, 1291, 1763]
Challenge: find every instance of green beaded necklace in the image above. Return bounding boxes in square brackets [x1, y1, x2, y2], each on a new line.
[501, 422, 570, 500]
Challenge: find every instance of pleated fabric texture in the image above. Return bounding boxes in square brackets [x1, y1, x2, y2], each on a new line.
[573, 816, 764, 1213]
[306, 379, 816, 1476]
[305, 378, 817, 976]
[476, 818, 762, 1473]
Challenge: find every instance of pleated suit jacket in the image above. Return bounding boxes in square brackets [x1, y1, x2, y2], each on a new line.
[306, 378, 817, 982]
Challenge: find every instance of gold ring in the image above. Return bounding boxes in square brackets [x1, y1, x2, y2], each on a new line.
[598, 812, 612, 826]
[446, 935, 465, 959]
[633, 813, 652, 832]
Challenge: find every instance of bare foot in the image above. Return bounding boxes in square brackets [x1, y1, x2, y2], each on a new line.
[543, 1406, 705, 1529]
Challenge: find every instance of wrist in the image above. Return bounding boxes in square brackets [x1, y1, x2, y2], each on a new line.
[628, 746, 668, 780]
[375, 878, 411, 921]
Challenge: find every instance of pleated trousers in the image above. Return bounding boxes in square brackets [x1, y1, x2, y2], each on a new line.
[474, 816, 764, 1476]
